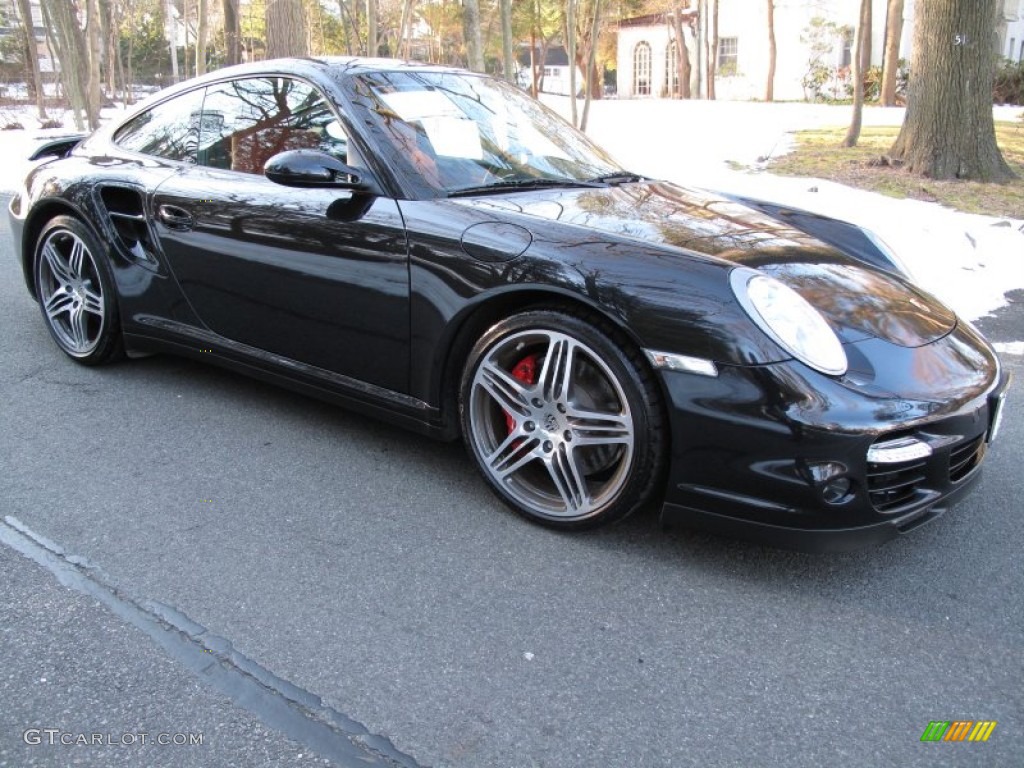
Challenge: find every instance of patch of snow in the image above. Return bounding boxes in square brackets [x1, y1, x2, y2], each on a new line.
[994, 341, 1024, 355]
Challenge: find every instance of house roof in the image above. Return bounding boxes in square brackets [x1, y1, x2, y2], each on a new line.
[618, 11, 698, 29]
[517, 45, 570, 68]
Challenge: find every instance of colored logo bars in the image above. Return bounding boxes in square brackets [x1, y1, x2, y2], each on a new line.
[921, 721, 997, 742]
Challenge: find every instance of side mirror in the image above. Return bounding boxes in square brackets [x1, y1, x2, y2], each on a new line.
[264, 149, 380, 194]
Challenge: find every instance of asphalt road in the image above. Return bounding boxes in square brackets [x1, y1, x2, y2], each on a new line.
[1, 196, 1021, 767]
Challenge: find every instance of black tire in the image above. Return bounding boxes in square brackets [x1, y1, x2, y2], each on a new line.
[33, 215, 123, 365]
[459, 308, 665, 529]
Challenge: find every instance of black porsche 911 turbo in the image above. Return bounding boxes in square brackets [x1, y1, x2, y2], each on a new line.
[8, 57, 1009, 550]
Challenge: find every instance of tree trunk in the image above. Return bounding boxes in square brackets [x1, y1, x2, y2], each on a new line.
[367, 0, 377, 56]
[16, 0, 47, 120]
[99, 0, 114, 94]
[398, 0, 414, 58]
[765, 0, 776, 101]
[85, 0, 102, 128]
[224, 0, 241, 65]
[42, 0, 92, 130]
[889, 0, 1014, 180]
[500, 0, 514, 83]
[580, 0, 601, 131]
[567, 0, 577, 123]
[463, 0, 483, 71]
[266, 0, 308, 58]
[880, 0, 904, 106]
[843, 0, 871, 146]
[196, 0, 208, 74]
[708, 0, 717, 99]
[671, 10, 690, 99]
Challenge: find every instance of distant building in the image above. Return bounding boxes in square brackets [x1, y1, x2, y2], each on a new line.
[517, 45, 585, 97]
[0, 0, 54, 74]
[617, 0, 1024, 102]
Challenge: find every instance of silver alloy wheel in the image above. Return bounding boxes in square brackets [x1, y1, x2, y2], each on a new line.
[468, 329, 636, 520]
[37, 229, 106, 356]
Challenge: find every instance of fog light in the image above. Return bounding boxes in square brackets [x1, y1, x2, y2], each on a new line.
[821, 476, 853, 505]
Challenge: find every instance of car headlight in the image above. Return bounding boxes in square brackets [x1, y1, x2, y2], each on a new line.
[730, 268, 848, 376]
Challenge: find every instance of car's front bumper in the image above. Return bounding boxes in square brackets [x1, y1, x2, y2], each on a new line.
[656, 324, 1009, 552]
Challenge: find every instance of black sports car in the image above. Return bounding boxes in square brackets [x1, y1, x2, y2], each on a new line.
[8, 58, 1009, 550]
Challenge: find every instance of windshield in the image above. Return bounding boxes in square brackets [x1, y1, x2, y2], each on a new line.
[347, 70, 623, 198]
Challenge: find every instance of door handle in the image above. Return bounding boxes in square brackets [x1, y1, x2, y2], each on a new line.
[157, 204, 194, 231]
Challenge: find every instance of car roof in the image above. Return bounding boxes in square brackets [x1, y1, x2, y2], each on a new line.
[161, 56, 473, 90]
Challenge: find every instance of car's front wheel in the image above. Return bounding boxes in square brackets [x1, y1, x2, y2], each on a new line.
[33, 215, 123, 365]
[460, 309, 665, 529]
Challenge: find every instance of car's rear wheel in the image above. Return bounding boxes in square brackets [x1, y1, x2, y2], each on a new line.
[33, 216, 123, 365]
[460, 309, 665, 529]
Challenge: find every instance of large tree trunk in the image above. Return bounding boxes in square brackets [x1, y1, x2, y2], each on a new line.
[16, 0, 47, 120]
[843, 0, 872, 146]
[463, 0, 483, 71]
[43, 0, 92, 130]
[85, 0, 101, 128]
[671, 10, 691, 99]
[224, 0, 241, 65]
[765, 0, 776, 101]
[880, 0, 904, 106]
[196, 0, 208, 74]
[708, 0, 717, 99]
[398, 0, 414, 58]
[99, 0, 114, 94]
[889, 0, 1014, 180]
[500, 0, 514, 83]
[367, 0, 377, 56]
[567, 0, 577, 123]
[579, 0, 601, 131]
[266, 0, 308, 58]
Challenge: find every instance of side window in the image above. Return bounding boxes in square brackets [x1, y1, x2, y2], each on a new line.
[113, 87, 206, 162]
[196, 77, 351, 175]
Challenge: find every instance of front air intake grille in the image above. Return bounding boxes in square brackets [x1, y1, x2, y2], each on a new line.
[867, 459, 927, 513]
[949, 435, 985, 483]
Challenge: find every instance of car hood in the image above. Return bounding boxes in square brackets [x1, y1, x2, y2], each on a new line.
[459, 181, 955, 348]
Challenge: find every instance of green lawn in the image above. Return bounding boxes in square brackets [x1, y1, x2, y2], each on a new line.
[765, 121, 1024, 219]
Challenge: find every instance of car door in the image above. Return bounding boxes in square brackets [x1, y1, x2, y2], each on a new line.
[150, 75, 410, 394]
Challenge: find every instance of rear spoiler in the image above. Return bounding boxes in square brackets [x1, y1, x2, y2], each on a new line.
[28, 133, 88, 162]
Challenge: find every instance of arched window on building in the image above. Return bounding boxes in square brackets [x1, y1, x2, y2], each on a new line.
[665, 40, 679, 97]
[633, 41, 652, 96]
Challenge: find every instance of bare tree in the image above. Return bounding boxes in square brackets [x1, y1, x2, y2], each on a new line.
[367, 0, 378, 56]
[765, 0, 776, 101]
[266, 0, 308, 58]
[880, 0, 904, 106]
[669, 8, 691, 99]
[567, 0, 577, 123]
[41, 0, 91, 129]
[16, 0, 47, 120]
[224, 0, 241, 65]
[463, 0, 483, 71]
[580, 0, 602, 130]
[397, 0, 415, 58]
[500, 0, 514, 82]
[843, 0, 871, 146]
[708, 0, 717, 99]
[85, 0, 101, 128]
[196, 0, 208, 74]
[889, 0, 1014, 180]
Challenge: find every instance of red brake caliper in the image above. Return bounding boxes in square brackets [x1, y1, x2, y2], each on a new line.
[505, 353, 539, 435]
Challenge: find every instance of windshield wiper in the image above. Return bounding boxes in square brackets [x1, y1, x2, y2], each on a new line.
[586, 172, 648, 185]
[447, 177, 603, 197]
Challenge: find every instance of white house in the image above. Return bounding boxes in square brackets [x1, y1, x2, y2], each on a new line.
[617, 0, 1024, 102]
[1000, 0, 1024, 62]
[517, 45, 586, 97]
